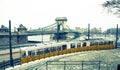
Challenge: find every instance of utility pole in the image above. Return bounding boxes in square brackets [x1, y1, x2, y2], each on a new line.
[9, 20, 14, 67]
[88, 24, 90, 40]
[42, 28, 43, 43]
[115, 24, 118, 49]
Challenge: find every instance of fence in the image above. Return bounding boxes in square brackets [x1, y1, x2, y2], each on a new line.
[46, 61, 101, 70]
[0, 58, 21, 70]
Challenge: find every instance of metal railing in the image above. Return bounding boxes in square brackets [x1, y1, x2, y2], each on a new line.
[0, 58, 21, 70]
[46, 61, 101, 70]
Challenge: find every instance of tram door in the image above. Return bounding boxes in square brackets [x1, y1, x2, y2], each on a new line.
[62, 44, 67, 54]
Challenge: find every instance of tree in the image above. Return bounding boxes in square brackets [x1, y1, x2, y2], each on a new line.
[105, 28, 120, 34]
[102, 0, 120, 17]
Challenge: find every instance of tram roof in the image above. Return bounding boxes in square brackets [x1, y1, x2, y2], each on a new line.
[83, 38, 114, 42]
[20, 42, 69, 51]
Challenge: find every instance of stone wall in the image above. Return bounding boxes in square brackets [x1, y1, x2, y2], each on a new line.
[17, 35, 28, 44]
[0, 33, 28, 46]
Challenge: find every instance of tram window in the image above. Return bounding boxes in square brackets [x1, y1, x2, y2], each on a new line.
[90, 42, 94, 46]
[111, 41, 113, 44]
[108, 41, 113, 44]
[39, 51, 43, 55]
[53, 47, 56, 52]
[50, 47, 53, 52]
[22, 52, 26, 58]
[77, 43, 81, 48]
[99, 42, 102, 45]
[94, 42, 98, 46]
[36, 50, 40, 55]
[83, 42, 86, 46]
[102, 42, 105, 45]
[62, 45, 67, 50]
[71, 43, 75, 48]
[99, 42, 104, 45]
[44, 48, 50, 54]
[36, 49, 43, 55]
[104, 41, 107, 45]
[104, 41, 107, 44]
[109, 41, 113, 44]
[28, 51, 35, 56]
[108, 41, 110, 44]
[28, 51, 32, 56]
[57, 46, 61, 51]
[31, 51, 35, 56]
[50, 47, 56, 52]
[40, 51, 43, 55]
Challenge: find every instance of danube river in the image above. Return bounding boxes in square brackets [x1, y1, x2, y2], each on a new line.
[28, 34, 120, 47]
[28, 35, 52, 42]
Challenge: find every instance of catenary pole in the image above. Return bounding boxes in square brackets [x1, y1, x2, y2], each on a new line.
[9, 20, 14, 67]
[88, 24, 90, 40]
[115, 24, 118, 49]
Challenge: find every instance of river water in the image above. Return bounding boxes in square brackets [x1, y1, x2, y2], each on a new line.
[28, 35, 51, 42]
[28, 34, 120, 44]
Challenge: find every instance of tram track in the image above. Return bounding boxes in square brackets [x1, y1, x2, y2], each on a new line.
[0, 51, 20, 56]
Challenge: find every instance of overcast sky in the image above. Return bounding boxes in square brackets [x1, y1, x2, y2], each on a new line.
[0, 0, 120, 31]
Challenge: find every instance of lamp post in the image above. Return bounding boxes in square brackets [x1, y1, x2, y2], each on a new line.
[115, 24, 118, 49]
[9, 20, 14, 67]
[88, 24, 90, 40]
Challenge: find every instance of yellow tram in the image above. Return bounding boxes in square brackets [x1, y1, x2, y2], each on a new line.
[20, 39, 115, 64]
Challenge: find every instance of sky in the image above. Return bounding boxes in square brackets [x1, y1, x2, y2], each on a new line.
[0, 0, 120, 31]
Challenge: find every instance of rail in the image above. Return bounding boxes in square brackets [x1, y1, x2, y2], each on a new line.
[0, 43, 36, 50]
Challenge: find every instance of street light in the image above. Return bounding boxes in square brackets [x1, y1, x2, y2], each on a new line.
[9, 20, 14, 67]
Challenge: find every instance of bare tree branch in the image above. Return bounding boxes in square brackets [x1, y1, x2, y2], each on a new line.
[102, 0, 120, 17]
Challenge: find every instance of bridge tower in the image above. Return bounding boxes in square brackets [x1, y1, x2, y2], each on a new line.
[55, 17, 67, 32]
[53, 17, 68, 42]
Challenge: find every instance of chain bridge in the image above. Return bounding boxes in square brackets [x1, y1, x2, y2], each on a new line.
[27, 17, 81, 41]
